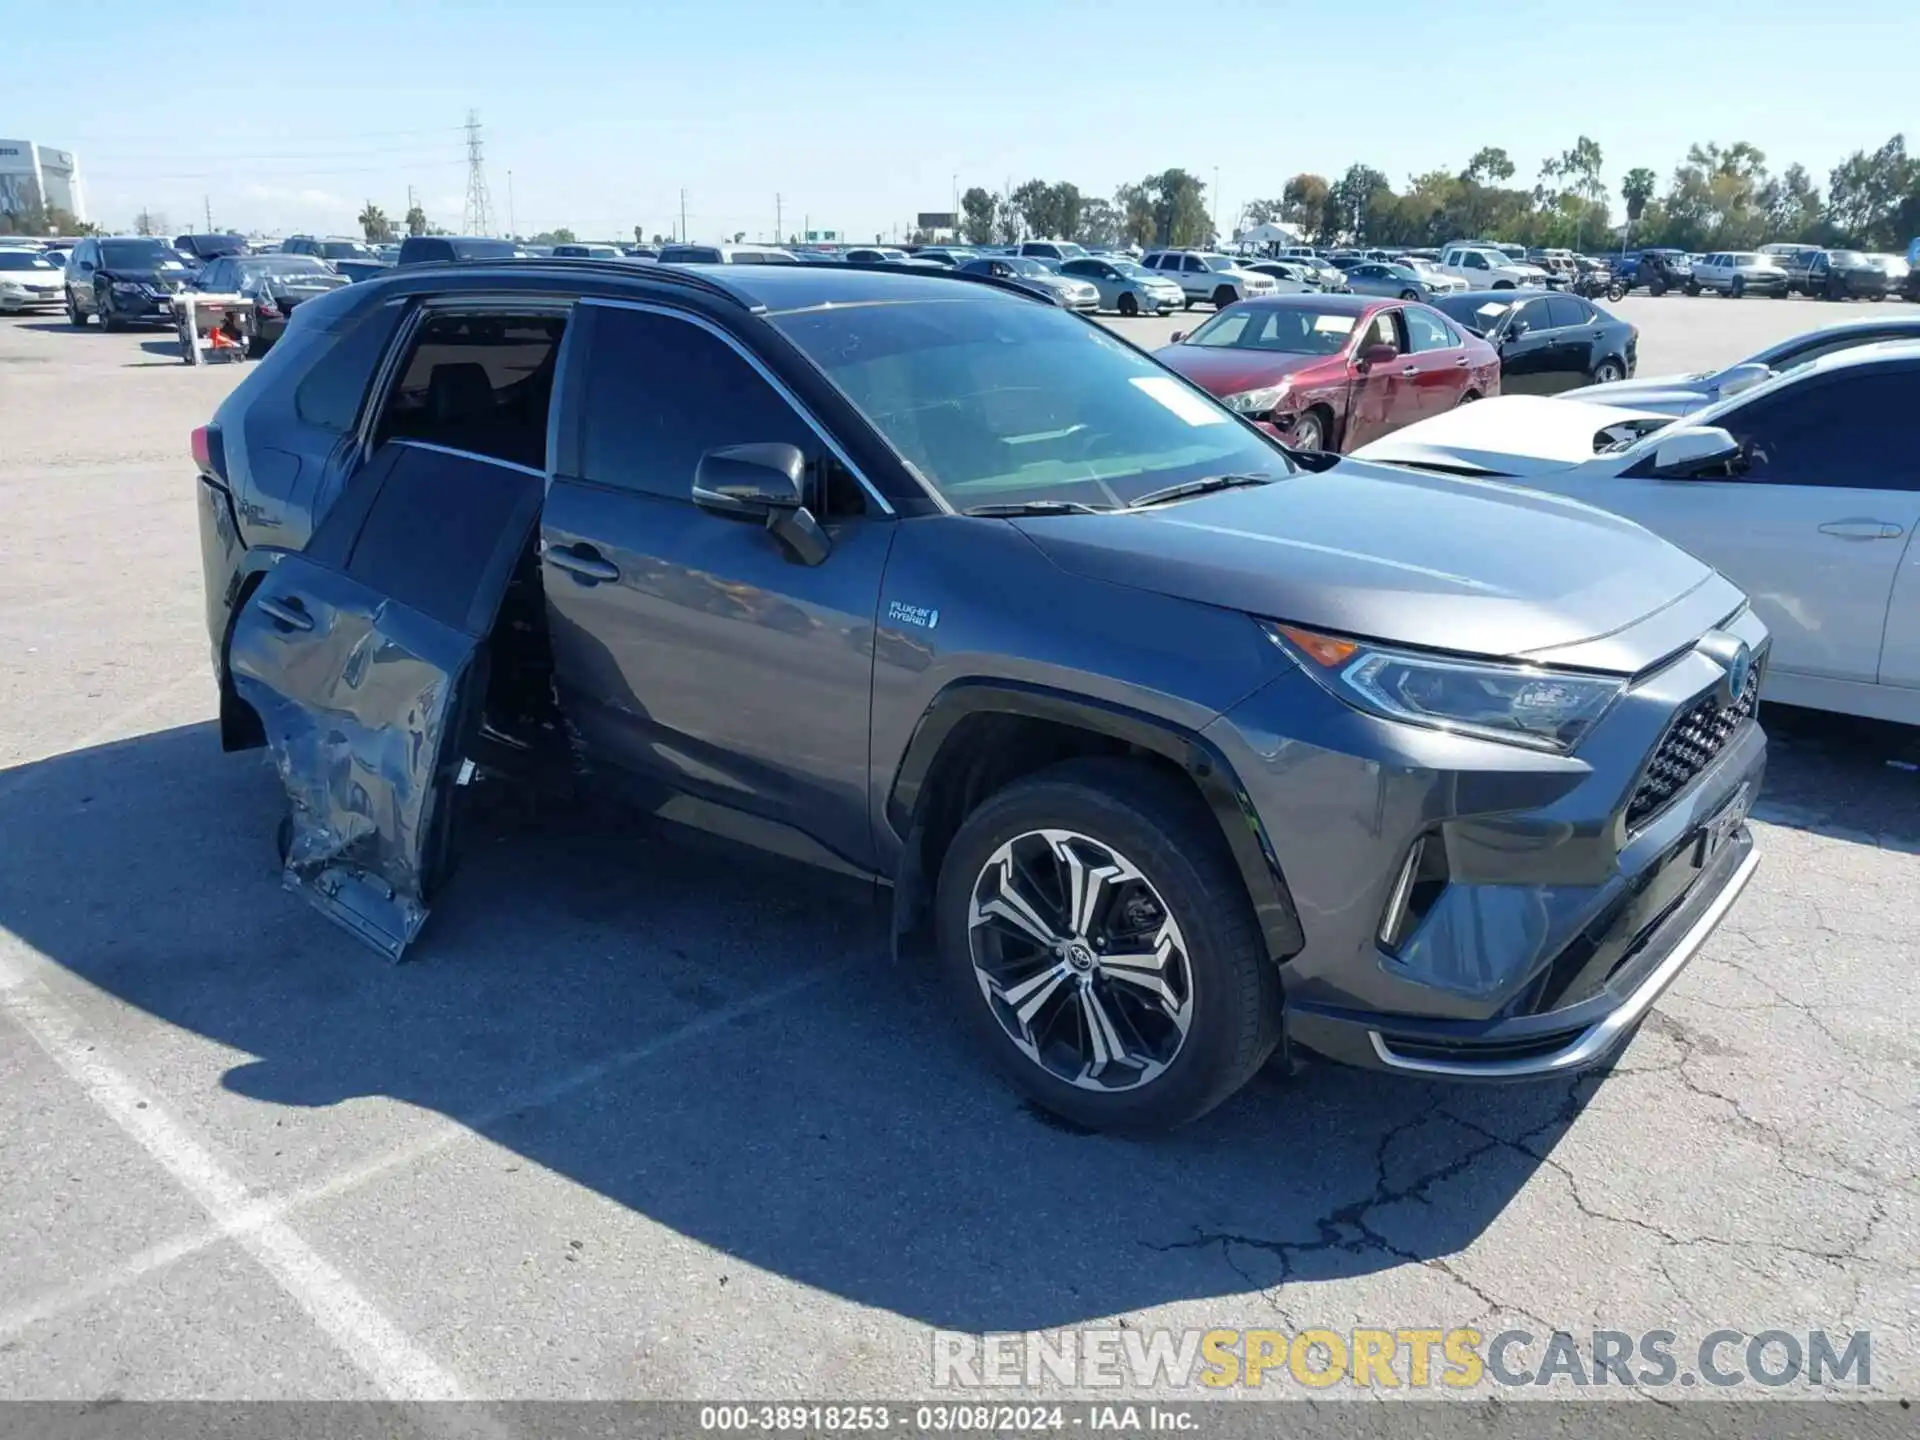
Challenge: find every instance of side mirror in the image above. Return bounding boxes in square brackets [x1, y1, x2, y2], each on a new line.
[1648, 426, 1743, 478]
[692, 443, 830, 565]
[1169, 331, 1185, 344]
[1503, 319, 1529, 340]
[1715, 361, 1771, 399]
[1357, 343, 1398, 369]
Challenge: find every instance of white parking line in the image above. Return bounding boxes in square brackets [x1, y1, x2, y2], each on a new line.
[0, 952, 862, 1351]
[0, 963, 473, 1402]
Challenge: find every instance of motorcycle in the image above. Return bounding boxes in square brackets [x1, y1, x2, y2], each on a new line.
[1572, 270, 1626, 301]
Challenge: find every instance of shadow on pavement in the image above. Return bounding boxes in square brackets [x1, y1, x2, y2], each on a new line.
[1750, 704, 1920, 848]
[19, 717, 1899, 1331]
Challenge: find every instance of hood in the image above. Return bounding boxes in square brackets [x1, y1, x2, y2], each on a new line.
[1351, 395, 1674, 477]
[1559, 372, 1710, 416]
[1010, 460, 1716, 666]
[1156, 345, 1340, 395]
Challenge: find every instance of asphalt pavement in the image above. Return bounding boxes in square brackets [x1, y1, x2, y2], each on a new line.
[0, 293, 1915, 1407]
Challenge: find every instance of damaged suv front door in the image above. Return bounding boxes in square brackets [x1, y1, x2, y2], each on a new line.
[228, 441, 546, 957]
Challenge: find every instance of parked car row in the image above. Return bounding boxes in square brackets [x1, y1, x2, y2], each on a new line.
[1355, 330, 1920, 726]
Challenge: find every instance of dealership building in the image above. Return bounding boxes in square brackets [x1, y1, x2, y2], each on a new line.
[0, 139, 86, 227]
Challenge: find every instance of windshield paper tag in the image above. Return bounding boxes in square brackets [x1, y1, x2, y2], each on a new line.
[1313, 314, 1357, 334]
[1130, 376, 1228, 427]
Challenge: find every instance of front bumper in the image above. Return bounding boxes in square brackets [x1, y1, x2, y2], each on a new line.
[106, 288, 180, 319]
[0, 289, 62, 311]
[1206, 603, 1769, 1081]
[1733, 273, 1790, 293]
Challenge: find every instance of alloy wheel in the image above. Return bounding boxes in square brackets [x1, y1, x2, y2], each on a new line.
[1291, 413, 1324, 450]
[1593, 360, 1624, 384]
[966, 828, 1194, 1093]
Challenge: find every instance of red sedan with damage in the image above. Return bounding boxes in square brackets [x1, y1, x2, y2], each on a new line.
[1155, 293, 1501, 453]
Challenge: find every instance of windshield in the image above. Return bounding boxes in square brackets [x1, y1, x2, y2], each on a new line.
[1202, 255, 1242, 272]
[1000, 257, 1051, 277]
[1433, 294, 1511, 335]
[772, 298, 1294, 510]
[1110, 261, 1153, 278]
[319, 241, 375, 259]
[0, 252, 55, 270]
[100, 240, 185, 269]
[1827, 251, 1866, 266]
[1050, 242, 1089, 259]
[1176, 304, 1362, 356]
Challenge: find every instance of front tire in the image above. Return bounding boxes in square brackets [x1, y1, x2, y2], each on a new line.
[1212, 286, 1237, 310]
[1117, 292, 1139, 318]
[96, 289, 124, 331]
[934, 758, 1280, 1132]
[65, 289, 87, 327]
[1289, 408, 1328, 452]
[1400, 288, 1420, 301]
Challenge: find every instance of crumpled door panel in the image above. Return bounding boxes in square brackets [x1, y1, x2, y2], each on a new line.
[227, 443, 543, 959]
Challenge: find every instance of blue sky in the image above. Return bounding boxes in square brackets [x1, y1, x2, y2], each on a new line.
[12, 0, 1913, 241]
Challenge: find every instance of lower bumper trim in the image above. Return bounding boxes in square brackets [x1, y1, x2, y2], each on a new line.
[1364, 840, 1760, 1079]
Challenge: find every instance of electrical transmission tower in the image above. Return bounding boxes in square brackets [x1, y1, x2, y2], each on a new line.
[462, 110, 494, 236]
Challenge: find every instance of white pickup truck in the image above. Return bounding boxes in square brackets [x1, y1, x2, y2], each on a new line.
[1437, 244, 1553, 290]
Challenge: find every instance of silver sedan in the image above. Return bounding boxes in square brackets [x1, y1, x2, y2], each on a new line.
[1342, 261, 1445, 301]
[1057, 257, 1186, 315]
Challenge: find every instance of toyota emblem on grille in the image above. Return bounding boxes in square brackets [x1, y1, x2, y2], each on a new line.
[1696, 630, 1753, 705]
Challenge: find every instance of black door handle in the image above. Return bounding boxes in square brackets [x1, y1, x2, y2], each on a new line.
[546, 544, 621, 583]
[259, 595, 313, 631]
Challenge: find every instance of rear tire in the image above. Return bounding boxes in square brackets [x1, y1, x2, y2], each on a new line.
[1730, 277, 1745, 298]
[1683, 281, 1699, 296]
[1591, 357, 1625, 385]
[1117, 292, 1139, 317]
[1182, 297, 1194, 310]
[934, 757, 1281, 1133]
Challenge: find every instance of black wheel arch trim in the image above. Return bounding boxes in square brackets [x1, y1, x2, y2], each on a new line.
[885, 679, 1306, 963]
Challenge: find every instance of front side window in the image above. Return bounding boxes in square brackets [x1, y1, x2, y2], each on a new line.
[578, 306, 816, 503]
[773, 298, 1295, 512]
[1639, 366, 1919, 490]
[1402, 307, 1456, 353]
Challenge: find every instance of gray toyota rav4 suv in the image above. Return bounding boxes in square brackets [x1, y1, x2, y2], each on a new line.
[194, 259, 1766, 1131]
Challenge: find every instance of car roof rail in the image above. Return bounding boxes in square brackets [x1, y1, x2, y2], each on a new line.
[835, 257, 1060, 306]
[398, 254, 762, 310]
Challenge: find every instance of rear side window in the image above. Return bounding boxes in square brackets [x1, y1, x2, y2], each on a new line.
[1546, 296, 1592, 328]
[293, 303, 407, 432]
[373, 310, 567, 470]
[575, 306, 816, 503]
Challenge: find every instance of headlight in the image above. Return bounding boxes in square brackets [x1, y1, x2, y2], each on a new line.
[1223, 383, 1289, 416]
[0, 280, 22, 293]
[1264, 623, 1623, 752]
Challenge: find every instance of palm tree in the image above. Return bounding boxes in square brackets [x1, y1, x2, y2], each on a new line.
[1620, 167, 1657, 252]
[358, 202, 391, 242]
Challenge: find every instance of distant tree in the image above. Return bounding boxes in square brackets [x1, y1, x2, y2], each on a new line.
[133, 209, 167, 237]
[358, 202, 393, 242]
[1010, 179, 1054, 240]
[1827, 134, 1913, 246]
[1077, 197, 1121, 247]
[1280, 173, 1330, 232]
[1757, 163, 1823, 239]
[959, 186, 998, 245]
[1143, 168, 1208, 247]
[1114, 182, 1154, 246]
[1242, 197, 1287, 227]
[404, 204, 428, 237]
[529, 228, 577, 245]
[1330, 164, 1389, 240]
[1620, 167, 1657, 224]
[1462, 147, 1516, 185]
[633, 224, 644, 245]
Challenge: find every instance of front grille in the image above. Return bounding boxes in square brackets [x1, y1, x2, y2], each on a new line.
[1626, 666, 1760, 827]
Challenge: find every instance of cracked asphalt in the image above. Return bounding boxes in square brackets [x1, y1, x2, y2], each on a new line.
[0, 297, 1915, 1407]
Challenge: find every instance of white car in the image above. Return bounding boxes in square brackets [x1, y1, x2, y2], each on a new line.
[1055, 256, 1185, 315]
[1139, 250, 1279, 309]
[1350, 343, 1920, 724]
[0, 248, 66, 312]
[1437, 244, 1552, 290]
